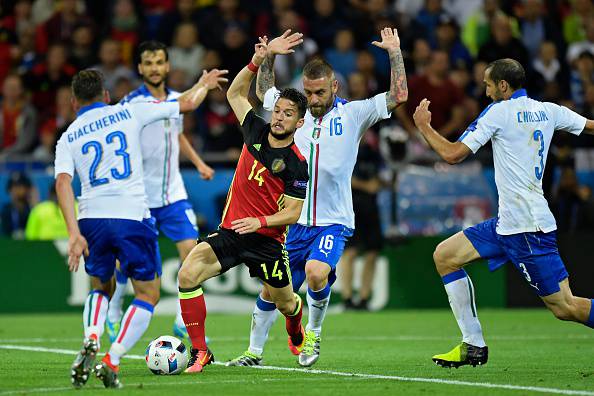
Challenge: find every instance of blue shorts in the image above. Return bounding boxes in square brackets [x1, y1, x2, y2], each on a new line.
[79, 218, 161, 283]
[150, 199, 198, 242]
[286, 224, 353, 291]
[464, 218, 568, 296]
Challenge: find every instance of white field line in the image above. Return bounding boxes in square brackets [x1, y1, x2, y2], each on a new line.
[1, 334, 593, 344]
[0, 345, 593, 396]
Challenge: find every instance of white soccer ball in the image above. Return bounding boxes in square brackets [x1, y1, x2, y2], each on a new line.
[145, 336, 188, 375]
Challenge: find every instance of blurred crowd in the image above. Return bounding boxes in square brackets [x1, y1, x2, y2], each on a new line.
[0, 0, 593, 236]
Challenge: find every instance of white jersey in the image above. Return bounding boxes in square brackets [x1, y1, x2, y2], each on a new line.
[54, 101, 180, 221]
[460, 89, 587, 235]
[121, 85, 187, 208]
[264, 87, 391, 229]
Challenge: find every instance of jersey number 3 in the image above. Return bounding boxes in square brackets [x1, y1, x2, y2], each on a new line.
[533, 129, 544, 181]
[82, 131, 131, 187]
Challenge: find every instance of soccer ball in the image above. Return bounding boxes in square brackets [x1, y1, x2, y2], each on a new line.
[145, 336, 188, 375]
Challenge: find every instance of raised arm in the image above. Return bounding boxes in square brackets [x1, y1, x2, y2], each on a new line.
[256, 53, 275, 102]
[413, 99, 471, 164]
[255, 30, 304, 101]
[227, 41, 268, 125]
[372, 27, 408, 111]
[178, 69, 228, 113]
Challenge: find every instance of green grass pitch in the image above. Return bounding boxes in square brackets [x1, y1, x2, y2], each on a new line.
[1, 310, 593, 395]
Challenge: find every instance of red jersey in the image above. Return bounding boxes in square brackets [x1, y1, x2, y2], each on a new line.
[221, 110, 309, 243]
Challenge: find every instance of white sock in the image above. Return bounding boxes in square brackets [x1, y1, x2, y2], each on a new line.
[107, 280, 127, 323]
[82, 290, 109, 348]
[108, 299, 154, 365]
[248, 296, 279, 356]
[306, 285, 331, 337]
[442, 270, 486, 347]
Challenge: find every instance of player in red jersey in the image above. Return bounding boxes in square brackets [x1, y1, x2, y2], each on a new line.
[177, 34, 309, 373]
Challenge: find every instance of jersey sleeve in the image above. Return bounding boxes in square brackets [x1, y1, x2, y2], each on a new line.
[347, 93, 392, 139]
[459, 104, 500, 153]
[263, 87, 281, 111]
[546, 102, 587, 136]
[240, 110, 268, 143]
[54, 135, 75, 177]
[284, 159, 309, 201]
[128, 101, 180, 126]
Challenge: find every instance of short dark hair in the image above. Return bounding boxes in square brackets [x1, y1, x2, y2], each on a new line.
[279, 88, 307, 118]
[72, 69, 104, 102]
[486, 58, 525, 90]
[303, 58, 334, 80]
[137, 40, 169, 63]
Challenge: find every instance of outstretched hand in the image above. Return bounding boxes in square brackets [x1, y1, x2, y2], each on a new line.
[413, 98, 432, 127]
[252, 36, 268, 66]
[267, 29, 304, 55]
[371, 27, 401, 51]
[198, 69, 229, 91]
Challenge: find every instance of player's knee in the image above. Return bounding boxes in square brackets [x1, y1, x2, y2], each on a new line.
[305, 267, 328, 290]
[274, 296, 295, 316]
[548, 302, 575, 321]
[433, 243, 461, 275]
[178, 263, 198, 288]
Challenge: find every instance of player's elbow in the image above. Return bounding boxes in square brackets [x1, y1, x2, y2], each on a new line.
[443, 144, 469, 165]
[287, 206, 302, 224]
[443, 152, 464, 165]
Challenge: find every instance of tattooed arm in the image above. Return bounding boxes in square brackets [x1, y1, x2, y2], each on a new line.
[255, 29, 304, 102]
[256, 53, 275, 101]
[372, 27, 408, 111]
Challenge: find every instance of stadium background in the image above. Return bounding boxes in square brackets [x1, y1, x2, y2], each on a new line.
[0, 0, 593, 314]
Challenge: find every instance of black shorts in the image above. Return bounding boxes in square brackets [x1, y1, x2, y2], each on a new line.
[201, 227, 291, 288]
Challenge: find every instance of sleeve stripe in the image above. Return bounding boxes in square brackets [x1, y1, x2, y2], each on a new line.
[284, 195, 305, 201]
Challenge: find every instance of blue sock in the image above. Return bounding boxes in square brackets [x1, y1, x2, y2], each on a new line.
[586, 300, 594, 329]
[307, 284, 331, 300]
[256, 295, 276, 311]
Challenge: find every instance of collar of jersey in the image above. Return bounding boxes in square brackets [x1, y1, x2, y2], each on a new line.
[77, 102, 108, 117]
[510, 89, 527, 99]
[139, 83, 171, 99]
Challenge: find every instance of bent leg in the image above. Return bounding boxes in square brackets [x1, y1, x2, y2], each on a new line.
[542, 279, 594, 327]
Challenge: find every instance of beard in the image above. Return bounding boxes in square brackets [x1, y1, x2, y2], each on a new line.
[270, 128, 294, 141]
[308, 98, 333, 118]
[143, 74, 166, 88]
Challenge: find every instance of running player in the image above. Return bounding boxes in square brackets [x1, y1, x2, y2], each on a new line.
[177, 38, 310, 374]
[106, 41, 215, 342]
[57, 68, 227, 388]
[227, 28, 408, 367]
[412, 58, 594, 368]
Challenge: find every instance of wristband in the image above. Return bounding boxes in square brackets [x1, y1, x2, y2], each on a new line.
[247, 62, 259, 73]
[257, 216, 267, 228]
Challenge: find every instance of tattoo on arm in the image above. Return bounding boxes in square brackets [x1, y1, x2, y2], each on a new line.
[386, 48, 408, 111]
[256, 54, 275, 101]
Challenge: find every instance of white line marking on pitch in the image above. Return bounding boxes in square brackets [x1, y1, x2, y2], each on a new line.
[0, 344, 593, 396]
